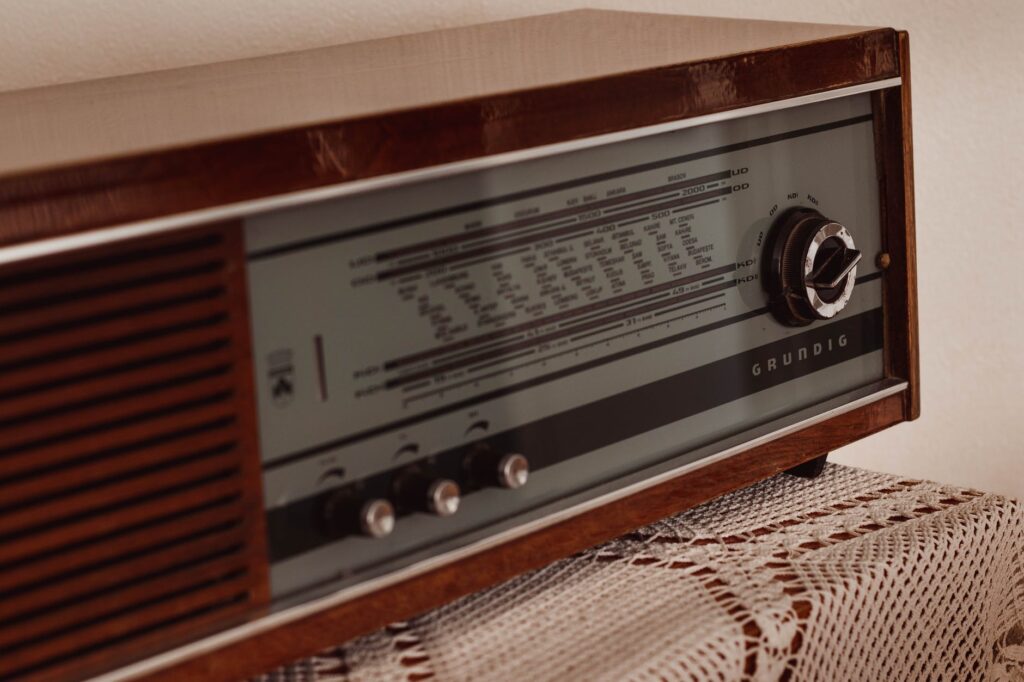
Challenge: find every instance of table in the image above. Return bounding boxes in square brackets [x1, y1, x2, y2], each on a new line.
[253, 464, 1024, 681]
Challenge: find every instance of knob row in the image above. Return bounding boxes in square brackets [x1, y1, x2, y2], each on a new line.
[319, 449, 529, 540]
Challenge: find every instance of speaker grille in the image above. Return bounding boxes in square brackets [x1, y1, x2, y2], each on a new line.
[0, 224, 268, 681]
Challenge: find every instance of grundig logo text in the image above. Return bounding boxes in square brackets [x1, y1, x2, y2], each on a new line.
[751, 334, 848, 377]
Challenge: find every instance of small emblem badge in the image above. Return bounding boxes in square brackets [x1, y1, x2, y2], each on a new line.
[268, 349, 295, 407]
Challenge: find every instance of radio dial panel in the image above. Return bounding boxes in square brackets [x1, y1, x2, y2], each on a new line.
[248, 93, 888, 600]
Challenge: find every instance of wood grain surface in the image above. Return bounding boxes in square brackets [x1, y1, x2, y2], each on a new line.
[0, 10, 887, 178]
[0, 12, 898, 249]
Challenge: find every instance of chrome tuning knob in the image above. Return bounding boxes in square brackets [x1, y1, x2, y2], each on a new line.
[763, 207, 861, 326]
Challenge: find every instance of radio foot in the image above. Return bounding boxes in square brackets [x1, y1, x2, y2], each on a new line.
[785, 454, 828, 479]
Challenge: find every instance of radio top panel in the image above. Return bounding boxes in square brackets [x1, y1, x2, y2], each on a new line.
[0, 11, 916, 682]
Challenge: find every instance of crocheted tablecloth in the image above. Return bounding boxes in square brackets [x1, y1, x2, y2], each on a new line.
[254, 464, 1024, 681]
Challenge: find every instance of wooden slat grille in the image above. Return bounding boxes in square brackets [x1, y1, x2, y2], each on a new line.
[0, 223, 268, 681]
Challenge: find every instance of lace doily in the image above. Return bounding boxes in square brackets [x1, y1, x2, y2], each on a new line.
[255, 464, 1024, 681]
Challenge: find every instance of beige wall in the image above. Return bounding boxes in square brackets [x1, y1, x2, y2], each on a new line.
[2, 1, 1021, 496]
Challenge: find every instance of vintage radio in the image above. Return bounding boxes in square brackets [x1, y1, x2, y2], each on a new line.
[0, 10, 917, 681]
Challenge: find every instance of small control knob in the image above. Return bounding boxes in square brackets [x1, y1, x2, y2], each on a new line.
[466, 444, 530, 489]
[394, 470, 461, 517]
[496, 453, 530, 489]
[762, 207, 862, 326]
[320, 491, 396, 539]
[358, 499, 397, 538]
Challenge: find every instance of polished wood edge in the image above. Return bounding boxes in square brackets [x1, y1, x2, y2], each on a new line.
[222, 222, 273, 607]
[36, 609, 256, 682]
[895, 31, 920, 419]
[0, 29, 898, 250]
[137, 392, 906, 682]
[873, 31, 919, 421]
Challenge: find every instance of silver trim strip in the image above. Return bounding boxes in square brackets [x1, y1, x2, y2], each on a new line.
[95, 379, 907, 682]
[1, 77, 900, 267]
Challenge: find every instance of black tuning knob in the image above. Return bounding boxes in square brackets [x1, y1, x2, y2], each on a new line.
[762, 207, 862, 326]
